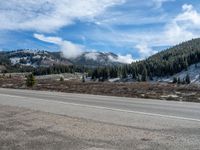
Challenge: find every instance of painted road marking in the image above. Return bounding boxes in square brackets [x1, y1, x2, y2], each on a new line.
[0, 93, 200, 122]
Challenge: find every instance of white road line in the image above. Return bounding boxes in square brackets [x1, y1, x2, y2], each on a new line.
[0, 88, 160, 104]
[0, 93, 200, 123]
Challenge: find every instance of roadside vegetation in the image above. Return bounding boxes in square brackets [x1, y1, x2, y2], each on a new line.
[0, 74, 200, 102]
[26, 74, 36, 87]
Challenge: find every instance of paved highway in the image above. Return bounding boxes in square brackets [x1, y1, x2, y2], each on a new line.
[0, 88, 200, 126]
[0, 88, 200, 122]
[1, 88, 200, 149]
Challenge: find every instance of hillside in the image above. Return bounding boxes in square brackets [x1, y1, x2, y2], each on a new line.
[157, 63, 200, 84]
[0, 50, 72, 67]
[144, 38, 200, 76]
[128, 38, 200, 79]
[1, 38, 200, 83]
[0, 50, 123, 70]
[90, 38, 200, 83]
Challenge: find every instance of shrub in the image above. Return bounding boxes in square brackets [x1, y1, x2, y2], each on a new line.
[60, 77, 64, 82]
[26, 74, 36, 87]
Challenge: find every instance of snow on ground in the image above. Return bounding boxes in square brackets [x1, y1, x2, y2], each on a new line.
[33, 55, 41, 59]
[108, 78, 121, 82]
[10, 57, 21, 65]
[35, 73, 83, 80]
[156, 63, 200, 84]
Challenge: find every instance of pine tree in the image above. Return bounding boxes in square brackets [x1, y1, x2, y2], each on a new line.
[141, 66, 147, 81]
[185, 74, 191, 84]
[121, 67, 128, 79]
[131, 67, 137, 79]
[173, 77, 177, 84]
[60, 77, 64, 82]
[26, 74, 36, 87]
[177, 77, 181, 84]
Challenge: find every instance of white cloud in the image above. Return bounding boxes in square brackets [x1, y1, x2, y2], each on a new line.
[109, 54, 134, 64]
[0, 0, 124, 32]
[162, 4, 200, 45]
[33, 33, 134, 63]
[175, 4, 200, 28]
[34, 34, 84, 58]
[91, 3, 200, 59]
[2, 1, 200, 61]
[135, 43, 157, 59]
[136, 4, 200, 51]
[84, 52, 100, 61]
[182, 4, 193, 12]
[152, 0, 175, 9]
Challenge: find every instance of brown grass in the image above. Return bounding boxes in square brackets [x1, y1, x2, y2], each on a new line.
[0, 76, 200, 102]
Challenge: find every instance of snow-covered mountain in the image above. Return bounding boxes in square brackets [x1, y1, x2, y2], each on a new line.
[71, 52, 123, 67]
[6, 50, 72, 67]
[0, 50, 126, 68]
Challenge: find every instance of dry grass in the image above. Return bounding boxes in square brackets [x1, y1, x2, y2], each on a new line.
[0, 76, 200, 102]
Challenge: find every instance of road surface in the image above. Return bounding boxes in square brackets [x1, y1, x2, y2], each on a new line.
[0, 88, 200, 149]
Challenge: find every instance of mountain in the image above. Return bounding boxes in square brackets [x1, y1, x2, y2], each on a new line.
[0, 49, 124, 69]
[132, 38, 200, 78]
[71, 52, 121, 67]
[0, 50, 72, 67]
[1, 38, 200, 83]
[90, 38, 200, 83]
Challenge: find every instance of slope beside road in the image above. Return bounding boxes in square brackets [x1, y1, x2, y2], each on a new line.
[0, 88, 200, 150]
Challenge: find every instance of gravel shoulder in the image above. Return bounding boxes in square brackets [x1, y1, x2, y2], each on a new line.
[1, 104, 200, 150]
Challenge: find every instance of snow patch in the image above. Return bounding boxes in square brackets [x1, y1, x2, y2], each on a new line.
[33, 55, 41, 59]
[157, 63, 200, 84]
[10, 58, 21, 64]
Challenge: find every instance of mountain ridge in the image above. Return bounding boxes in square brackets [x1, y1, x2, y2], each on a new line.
[0, 49, 124, 69]
[1, 38, 200, 84]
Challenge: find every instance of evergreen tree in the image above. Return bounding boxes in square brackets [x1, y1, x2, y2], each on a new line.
[121, 67, 128, 79]
[26, 74, 36, 87]
[60, 77, 64, 82]
[141, 66, 147, 81]
[177, 77, 181, 84]
[185, 74, 191, 84]
[173, 77, 177, 84]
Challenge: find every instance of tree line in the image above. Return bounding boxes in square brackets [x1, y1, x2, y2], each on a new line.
[89, 39, 200, 83]
[1, 38, 200, 84]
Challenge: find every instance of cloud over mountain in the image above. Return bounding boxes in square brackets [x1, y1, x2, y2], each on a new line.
[34, 34, 84, 59]
[1, 0, 200, 61]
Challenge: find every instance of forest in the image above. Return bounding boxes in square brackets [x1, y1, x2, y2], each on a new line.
[1, 38, 200, 83]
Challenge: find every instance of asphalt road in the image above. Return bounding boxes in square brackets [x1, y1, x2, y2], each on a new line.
[0, 88, 200, 122]
[1, 88, 200, 149]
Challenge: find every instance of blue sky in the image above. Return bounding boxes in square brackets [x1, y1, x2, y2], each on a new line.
[0, 0, 200, 62]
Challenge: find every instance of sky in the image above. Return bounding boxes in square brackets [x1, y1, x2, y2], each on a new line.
[1, 0, 200, 63]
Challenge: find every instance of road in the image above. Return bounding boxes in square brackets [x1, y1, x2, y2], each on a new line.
[0, 88, 200, 122]
[0, 88, 200, 149]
